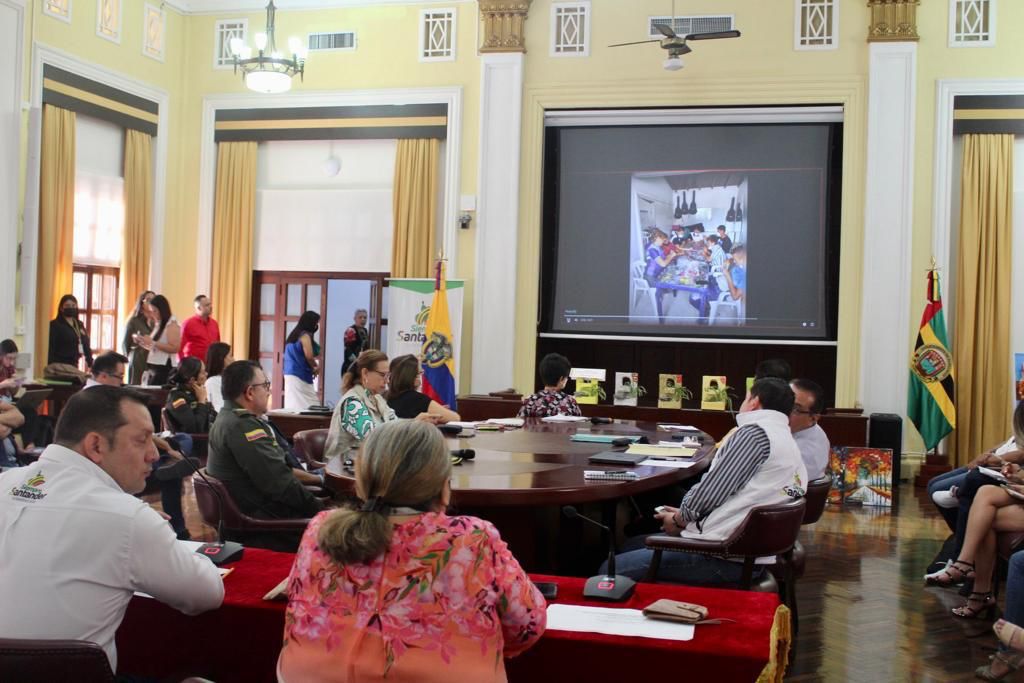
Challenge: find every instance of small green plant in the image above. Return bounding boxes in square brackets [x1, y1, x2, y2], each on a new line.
[672, 384, 694, 402]
[703, 383, 735, 410]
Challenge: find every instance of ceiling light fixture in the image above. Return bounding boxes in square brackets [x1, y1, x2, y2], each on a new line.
[229, 1, 307, 94]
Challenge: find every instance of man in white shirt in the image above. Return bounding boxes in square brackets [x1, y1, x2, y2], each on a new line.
[0, 385, 223, 671]
[790, 378, 831, 479]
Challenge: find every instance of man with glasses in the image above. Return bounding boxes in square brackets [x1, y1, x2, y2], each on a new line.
[85, 351, 129, 388]
[789, 378, 830, 478]
[208, 361, 325, 551]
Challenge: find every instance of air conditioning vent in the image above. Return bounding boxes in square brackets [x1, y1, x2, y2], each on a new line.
[648, 15, 733, 38]
[308, 31, 356, 51]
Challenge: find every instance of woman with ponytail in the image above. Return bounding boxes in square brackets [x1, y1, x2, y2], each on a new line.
[279, 420, 546, 682]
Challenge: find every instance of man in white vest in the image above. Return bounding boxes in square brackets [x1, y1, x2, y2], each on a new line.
[609, 377, 807, 585]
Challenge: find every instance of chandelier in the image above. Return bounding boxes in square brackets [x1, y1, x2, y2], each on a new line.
[229, 1, 307, 94]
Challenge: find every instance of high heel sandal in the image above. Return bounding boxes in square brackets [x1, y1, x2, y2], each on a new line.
[953, 591, 997, 620]
[995, 619, 1024, 652]
[976, 650, 1024, 681]
[926, 560, 976, 587]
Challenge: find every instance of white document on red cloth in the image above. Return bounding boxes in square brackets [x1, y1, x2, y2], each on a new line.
[545, 604, 694, 641]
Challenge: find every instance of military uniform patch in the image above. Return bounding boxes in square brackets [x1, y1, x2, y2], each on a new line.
[245, 428, 269, 442]
[172, 398, 187, 408]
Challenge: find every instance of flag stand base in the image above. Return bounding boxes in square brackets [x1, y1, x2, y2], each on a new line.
[914, 451, 951, 488]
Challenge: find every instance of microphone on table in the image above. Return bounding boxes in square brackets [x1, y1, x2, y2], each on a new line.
[180, 455, 245, 566]
[562, 505, 636, 602]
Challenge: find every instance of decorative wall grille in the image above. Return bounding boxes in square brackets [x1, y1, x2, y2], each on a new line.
[648, 15, 732, 38]
[43, 0, 71, 23]
[796, 0, 837, 50]
[143, 3, 165, 62]
[97, 0, 120, 43]
[552, 2, 590, 57]
[950, 0, 994, 46]
[215, 19, 247, 68]
[421, 9, 455, 61]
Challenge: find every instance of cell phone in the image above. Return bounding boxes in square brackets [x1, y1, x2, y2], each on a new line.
[534, 581, 558, 600]
[654, 505, 669, 514]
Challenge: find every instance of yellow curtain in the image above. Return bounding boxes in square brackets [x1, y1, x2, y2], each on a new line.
[119, 129, 153, 335]
[35, 105, 76, 369]
[210, 141, 258, 356]
[391, 138, 439, 278]
[954, 134, 1014, 465]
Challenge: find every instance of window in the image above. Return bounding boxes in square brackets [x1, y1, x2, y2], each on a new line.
[73, 171, 124, 354]
[214, 19, 247, 68]
[420, 8, 455, 61]
[43, 0, 71, 23]
[950, 0, 995, 46]
[551, 2, 590, 57]
[795, 0, 837, 50]
[72, 266, 119, 354]
[96, 0, 120, 43]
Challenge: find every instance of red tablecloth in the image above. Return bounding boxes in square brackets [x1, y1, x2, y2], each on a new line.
[116, 548, 789, 683]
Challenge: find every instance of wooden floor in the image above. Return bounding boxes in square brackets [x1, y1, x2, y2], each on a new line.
[149, 480, 1007, 682]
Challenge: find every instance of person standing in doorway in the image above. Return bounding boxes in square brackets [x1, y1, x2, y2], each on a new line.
[341, 308, 369, 377]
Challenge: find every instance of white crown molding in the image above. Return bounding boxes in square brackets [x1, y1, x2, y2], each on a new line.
[170, 0, 472, 14]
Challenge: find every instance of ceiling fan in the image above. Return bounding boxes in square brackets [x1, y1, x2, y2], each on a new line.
[609, 2, 741, 71]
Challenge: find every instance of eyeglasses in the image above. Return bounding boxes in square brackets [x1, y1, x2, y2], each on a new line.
[99, 372, 124, 386]
[250, 381, 271, 391]
[792, 406, 815, 416]
[369, 369, 389, 379]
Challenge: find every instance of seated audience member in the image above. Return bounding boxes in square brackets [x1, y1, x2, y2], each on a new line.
[85, 352, 197, 539]
[279, 420, 546, 682]
[283, 311, 322, 411]
[208, 361, 325, 550]
[931, 460, 1024, 619]
[386, 354, 460, 422]
[790, 378, 830, 478]
[608, 378, 807, 585]
[716, 225, 733, 254]
[204, 341, 233, 413]
[165, 357, 217, 433]
[518, 353, 582, 418]
[980, 550, 1024, 679]
[0, 401, 25, 468]
[85, 351, 129, 388]
[324, 350, 400, 461]
[722, 244, 747, 304]
[924, 402, 1024, 582]
[0, 386, 223, 671]
[755, 357, 792, 382]
[0, 338, 19, 397]
[48, 294, 93, 370]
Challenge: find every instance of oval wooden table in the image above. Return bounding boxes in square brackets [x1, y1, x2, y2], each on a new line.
[325, 418, 715, 573]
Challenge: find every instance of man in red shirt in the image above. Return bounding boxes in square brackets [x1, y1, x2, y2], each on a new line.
[178, 294, 220, 362]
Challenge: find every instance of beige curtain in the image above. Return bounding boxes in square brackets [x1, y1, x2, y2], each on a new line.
[35, 105, 76, 369]
[954, 134, 1014, 465]
[210, 141, 258, 356]
[391, 138, 440, 278]
[119, 129, 153, 334]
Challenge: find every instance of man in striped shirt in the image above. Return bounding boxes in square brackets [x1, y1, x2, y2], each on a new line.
[607, 377, 807, 585]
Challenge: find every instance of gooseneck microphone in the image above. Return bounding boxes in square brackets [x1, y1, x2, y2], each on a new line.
[562, 505, 636, 601]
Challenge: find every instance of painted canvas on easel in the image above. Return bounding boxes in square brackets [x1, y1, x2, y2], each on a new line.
[827, 446, 893, 507]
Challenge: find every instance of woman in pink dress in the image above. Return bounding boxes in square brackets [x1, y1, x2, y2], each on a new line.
[279, 420, 546, 682]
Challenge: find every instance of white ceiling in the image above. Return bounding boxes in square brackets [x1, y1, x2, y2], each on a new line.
[166, 0, 472, 14]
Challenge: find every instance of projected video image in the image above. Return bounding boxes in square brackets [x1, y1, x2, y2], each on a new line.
[629, 172, 748, 327]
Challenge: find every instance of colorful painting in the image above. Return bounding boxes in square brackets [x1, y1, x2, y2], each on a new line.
[1016, 353, 1024, 401]
[827, 446, 893, 507]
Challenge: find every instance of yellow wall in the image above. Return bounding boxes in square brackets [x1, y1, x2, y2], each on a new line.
[15, 0, 1024, 406]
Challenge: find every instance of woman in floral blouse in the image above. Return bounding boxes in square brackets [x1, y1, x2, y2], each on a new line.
[279, 420, 546, 682]
[518, 352, 582, 418]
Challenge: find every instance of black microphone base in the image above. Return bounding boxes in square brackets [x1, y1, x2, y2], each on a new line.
[583, 574, 636, 602]
[195, 541, 245, 566]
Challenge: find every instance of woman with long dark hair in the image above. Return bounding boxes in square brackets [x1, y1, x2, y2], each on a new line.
[283, 311, 321, 411]
[47, 294, 93, 369]
[165, 356, 216, 433]
[122, 290, 154, 385]
[138, 294, 180, 386]
[386, 354, 459, 422]
[203, 342, 232, 412]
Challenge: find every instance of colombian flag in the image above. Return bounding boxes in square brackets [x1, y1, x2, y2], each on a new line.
[420, 260, 457, 409]
[908, 269, 956, 451]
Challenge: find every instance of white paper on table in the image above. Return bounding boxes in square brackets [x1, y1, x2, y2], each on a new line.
[639, 458, 700, 469]
[654, 441, 686, 448]
[447, 421, 480, 429]
[658, 424, 700, 432]
[542, 415, 590, 423]
[546, 604, 694, 641]
[487, 417, 525, 427]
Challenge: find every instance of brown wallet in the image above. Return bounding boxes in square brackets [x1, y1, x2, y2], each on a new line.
[642, 599, 734, 625]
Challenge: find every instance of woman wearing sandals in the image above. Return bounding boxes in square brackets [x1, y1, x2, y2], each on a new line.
[981, 551, 1024, 680]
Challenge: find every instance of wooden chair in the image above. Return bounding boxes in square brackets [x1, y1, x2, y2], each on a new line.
[192, 469, 312, 542]
[644, 498, 806, 617]
[0, 638, 114, 683]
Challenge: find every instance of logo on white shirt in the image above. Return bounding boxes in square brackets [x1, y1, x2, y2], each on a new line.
[9, 471, 47, 501]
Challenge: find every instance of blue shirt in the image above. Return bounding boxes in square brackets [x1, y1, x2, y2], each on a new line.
[645, 244, 665, 280]
[283, 336, 314, 383]
[730, 265, 746, 294]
